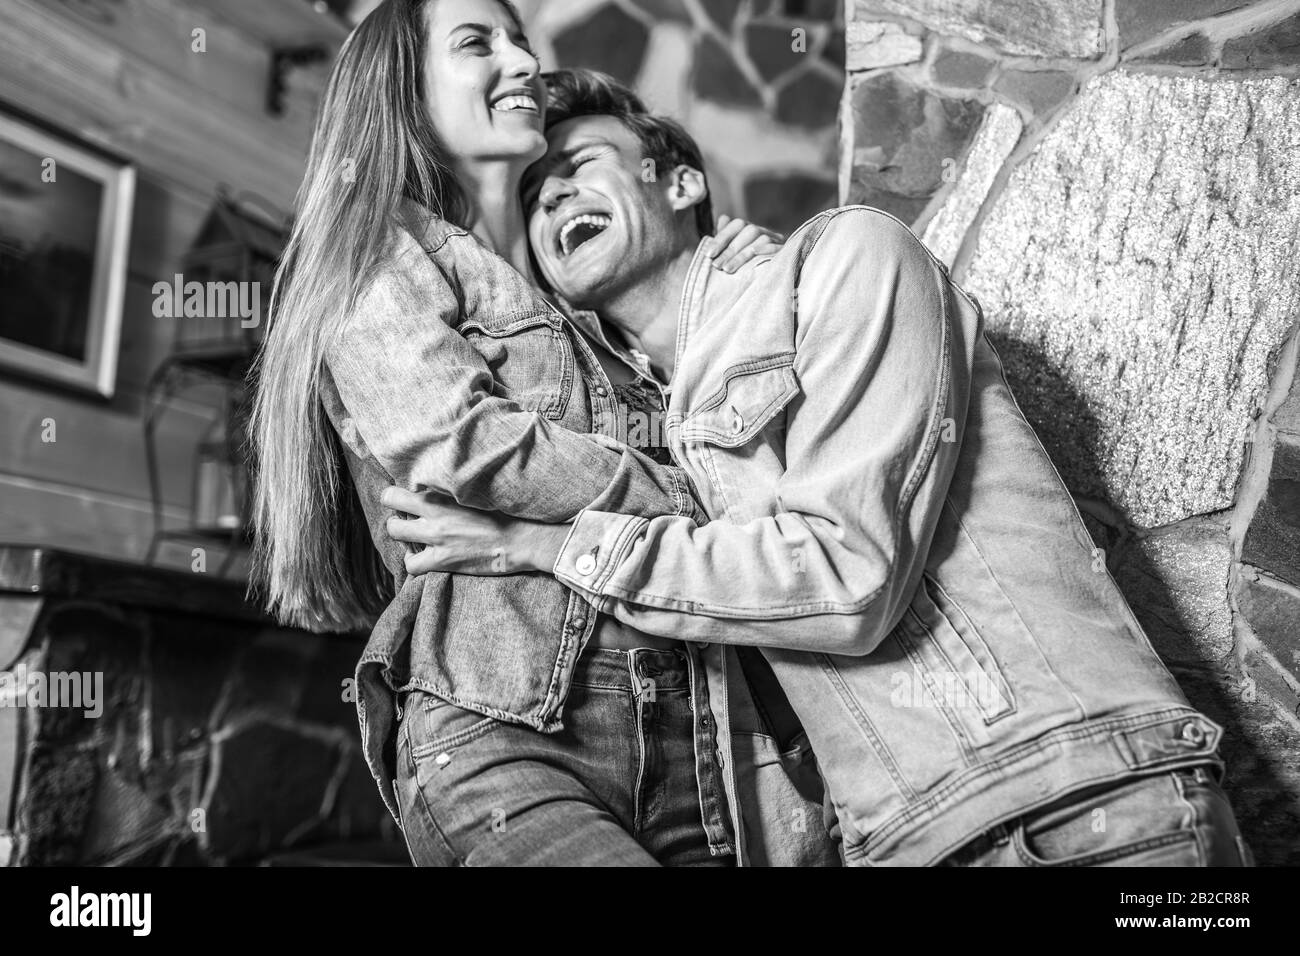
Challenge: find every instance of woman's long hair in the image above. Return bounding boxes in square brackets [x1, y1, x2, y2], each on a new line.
[249, 0, 512, 632]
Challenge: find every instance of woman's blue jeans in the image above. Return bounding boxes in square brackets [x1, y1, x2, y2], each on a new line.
[394, 647, 735, 867]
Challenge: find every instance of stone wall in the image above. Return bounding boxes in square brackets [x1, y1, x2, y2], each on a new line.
[1, 551, 399, 866]
[515, 0, 845, 235]
[842, 0, 1300, 864]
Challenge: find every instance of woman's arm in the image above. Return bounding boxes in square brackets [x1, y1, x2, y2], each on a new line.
[326, 234, 704, 525]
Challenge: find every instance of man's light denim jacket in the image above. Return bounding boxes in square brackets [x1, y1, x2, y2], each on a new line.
[550, 206, 1225, 866]
[319, 203, 838, 866]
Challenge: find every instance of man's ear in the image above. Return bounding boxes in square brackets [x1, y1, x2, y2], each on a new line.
[666, 164, 708, 214]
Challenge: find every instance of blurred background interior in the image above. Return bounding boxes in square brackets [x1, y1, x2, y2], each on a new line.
[0, 0, 1297, 866]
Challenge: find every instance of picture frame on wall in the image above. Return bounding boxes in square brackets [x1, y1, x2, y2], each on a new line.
[0, 107, 134, 398]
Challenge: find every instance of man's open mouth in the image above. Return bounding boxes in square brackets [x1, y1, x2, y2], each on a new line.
[557, 213, 612, 257]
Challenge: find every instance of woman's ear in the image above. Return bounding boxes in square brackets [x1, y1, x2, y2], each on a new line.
[667, 164, 708, 214]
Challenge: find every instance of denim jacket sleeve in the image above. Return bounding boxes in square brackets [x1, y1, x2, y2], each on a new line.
[551, 212, 965, 655]
[325, 237, 704, 524]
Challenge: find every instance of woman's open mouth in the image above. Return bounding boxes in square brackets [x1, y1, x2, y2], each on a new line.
[491, 91, 540, 114]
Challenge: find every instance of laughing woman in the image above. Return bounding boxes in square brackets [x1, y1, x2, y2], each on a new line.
[249, 0, 787, 866]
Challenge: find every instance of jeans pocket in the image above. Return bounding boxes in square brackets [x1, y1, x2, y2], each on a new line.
[1014, 820, 1199, 867]
[395, 708, 463, 867]
[408, 691, 505, 761]
[1013, 772, 1205, 867]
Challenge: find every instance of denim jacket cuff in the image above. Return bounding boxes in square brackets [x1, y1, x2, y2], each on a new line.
[670, 467, 709, 524]
[552, 510, 650, 606]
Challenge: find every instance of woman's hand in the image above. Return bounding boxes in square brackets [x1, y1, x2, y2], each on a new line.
[707, 214, 785, 274]
[380, 486, 570, 577]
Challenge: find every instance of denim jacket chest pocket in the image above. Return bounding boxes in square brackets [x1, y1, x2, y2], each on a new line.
[458, 308, 574, 421]
[679, 354, 799, 523]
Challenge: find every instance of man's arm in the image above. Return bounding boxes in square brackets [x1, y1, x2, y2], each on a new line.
[547, 210, 970, 655]
[326, 236, 705, 525]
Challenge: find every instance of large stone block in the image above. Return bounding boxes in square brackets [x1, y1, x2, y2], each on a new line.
[775, 68, 844, 129]
[1222, 12, 1300, 70]
[1116, 0, 1255, 49]
[746, 22, 806, 83]
[553, 3, 651, 87]
[921, 103, 1022, 267]
[848, 72, 984, 225]
[694, 33, 763, 108]
[931, 48, 996, 88]
[1242, 438, 1300, 587]
[965, 71, 1300, 527]
[1130, 31, 1214, 66]
[853, 0, 1104, 58]
[846, 20, 923, 71]
[1237, 574, 1300, 678]
[1216, 661, 1300, 866]
[743, 171, 838, 236]
[631, 0, 691, 23]
[1273, 355, 1300, 439]
[1115, 522, 1236, 666]
[699, 0, 743, 30]
[991, 68, 1076, 117]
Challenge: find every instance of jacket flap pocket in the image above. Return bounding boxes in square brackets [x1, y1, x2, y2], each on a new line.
[681, 355, 798, 448]
[1116, 712, 1223, 770]
[460, 308, 561, 338]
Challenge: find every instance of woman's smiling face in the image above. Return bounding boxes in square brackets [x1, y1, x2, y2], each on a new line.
[421, 0, 546, 167]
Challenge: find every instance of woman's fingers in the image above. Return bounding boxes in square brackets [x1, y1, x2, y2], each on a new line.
[713, 223, 784, 273]
[405, 547, 442, 575]
[380, 485, 435, 514]
[707, 216, 747, 260]
[386, 512, 426, 543]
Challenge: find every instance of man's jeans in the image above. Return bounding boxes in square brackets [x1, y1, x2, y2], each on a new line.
[394, 648, 735, 866]
[941, 766, 1253, 866]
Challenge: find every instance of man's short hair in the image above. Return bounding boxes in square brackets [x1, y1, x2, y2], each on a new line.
[543, 69, 715, 238]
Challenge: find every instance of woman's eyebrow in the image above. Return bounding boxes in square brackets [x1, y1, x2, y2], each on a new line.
[448, 22, 493, 38]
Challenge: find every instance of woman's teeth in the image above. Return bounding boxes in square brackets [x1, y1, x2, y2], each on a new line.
[492, 95, 538, 112]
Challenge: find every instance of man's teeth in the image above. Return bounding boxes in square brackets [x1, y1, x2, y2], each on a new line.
[560, 214, 612, 256]
[492, 95, 537, 112]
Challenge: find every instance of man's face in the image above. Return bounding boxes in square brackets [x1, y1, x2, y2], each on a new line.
[524, 115, 699, 309]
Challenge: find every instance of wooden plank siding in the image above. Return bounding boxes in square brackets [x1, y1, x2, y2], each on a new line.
[0, 0, 336, 572]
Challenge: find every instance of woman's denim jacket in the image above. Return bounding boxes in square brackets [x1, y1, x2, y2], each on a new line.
[319, 204, 700, 823]
[319, 204, 836, 865]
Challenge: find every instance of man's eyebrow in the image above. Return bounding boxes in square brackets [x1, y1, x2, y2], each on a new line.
[522, 144, 596, 200]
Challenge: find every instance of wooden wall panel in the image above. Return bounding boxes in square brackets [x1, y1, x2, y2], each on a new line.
[0, 0, 311, 209]
[0, 0, 332, 570]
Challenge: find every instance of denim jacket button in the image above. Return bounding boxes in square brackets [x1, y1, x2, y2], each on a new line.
[575, 554, 598, 576]
[1180, 721, 1207, 746]
[730, 407, 744, 434]
[593, 384, 608, 398]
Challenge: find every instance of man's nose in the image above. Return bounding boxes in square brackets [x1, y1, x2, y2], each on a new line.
[540, 178, 576, 214]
